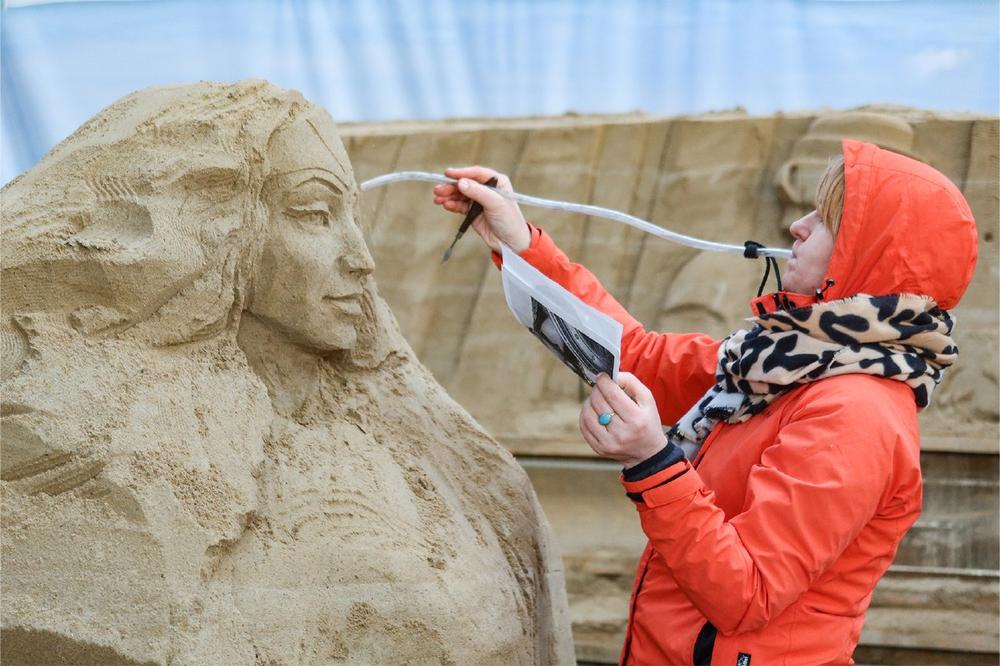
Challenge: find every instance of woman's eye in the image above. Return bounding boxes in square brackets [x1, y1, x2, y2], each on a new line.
[285, 205, 331, 227]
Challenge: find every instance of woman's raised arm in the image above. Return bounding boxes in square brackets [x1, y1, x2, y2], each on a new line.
[434, 168, 720, 424]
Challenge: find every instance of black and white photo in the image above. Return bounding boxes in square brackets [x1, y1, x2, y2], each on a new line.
[529, 297, 615, 385]
[500, 243, 622, 385]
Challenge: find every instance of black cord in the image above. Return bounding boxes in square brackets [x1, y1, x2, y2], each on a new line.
[770, 256, 782, 292]
[744, 241, 782, 297]
[756, 259, 772, 297]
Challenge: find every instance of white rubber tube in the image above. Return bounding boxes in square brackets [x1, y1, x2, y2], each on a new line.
[360, 171, 792, 260]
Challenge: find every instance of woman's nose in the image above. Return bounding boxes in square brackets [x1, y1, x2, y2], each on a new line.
[337, 222, 375, 277]
[789, 213, 811, 240]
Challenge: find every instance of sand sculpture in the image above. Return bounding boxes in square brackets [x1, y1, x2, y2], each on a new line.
[1, 81, 573, 665]
[774, 111, 920, 228]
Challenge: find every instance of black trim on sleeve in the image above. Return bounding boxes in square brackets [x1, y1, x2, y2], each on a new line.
[622, 440, 684, 482]
[624, 466, 689, 502]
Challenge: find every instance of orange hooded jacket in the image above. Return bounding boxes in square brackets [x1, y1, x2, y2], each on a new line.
[503, 140, 978, 664]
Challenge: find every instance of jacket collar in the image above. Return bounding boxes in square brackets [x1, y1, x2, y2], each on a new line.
[749, 290, 817, 317]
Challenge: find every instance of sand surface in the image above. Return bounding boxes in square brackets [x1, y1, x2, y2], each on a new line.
[1, 81, 573, 665]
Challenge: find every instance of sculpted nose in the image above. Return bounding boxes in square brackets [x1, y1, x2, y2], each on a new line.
[341, 247, 375, 276]
[338, 225, 375, 277]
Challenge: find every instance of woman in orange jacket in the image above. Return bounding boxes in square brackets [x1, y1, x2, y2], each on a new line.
[433, 140, 978, 665]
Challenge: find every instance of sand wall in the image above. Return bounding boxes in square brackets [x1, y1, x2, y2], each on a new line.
[344, 108, 999, 662]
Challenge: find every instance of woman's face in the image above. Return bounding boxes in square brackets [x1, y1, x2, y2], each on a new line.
[784, 210, 835, 295]
[249, 116, 375, 352]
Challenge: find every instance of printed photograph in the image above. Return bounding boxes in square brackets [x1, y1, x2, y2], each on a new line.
[530, 297, 615, 385]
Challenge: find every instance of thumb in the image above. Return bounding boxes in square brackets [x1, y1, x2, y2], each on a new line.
[459, 178, 506, 210]
[616, 372, 654, 408]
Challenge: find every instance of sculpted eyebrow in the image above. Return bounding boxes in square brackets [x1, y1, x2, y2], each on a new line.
[290, 175, 346, 197]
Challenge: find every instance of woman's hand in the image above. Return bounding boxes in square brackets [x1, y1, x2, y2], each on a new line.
[579, 372, 667, 468]
[433, 166, 531, 254]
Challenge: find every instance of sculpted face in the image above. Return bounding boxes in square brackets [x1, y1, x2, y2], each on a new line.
[249, 112, 375, 352]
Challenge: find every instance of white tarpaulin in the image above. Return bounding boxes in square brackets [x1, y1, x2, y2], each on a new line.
[3, 0, 998, 182]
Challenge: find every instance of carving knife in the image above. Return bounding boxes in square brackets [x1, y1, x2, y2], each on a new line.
[441, 176, 499, 263]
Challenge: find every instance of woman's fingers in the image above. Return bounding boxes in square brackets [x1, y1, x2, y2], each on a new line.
[579, 404, 611, 455]
[444, 165, 498, 184]
[432, 183, 471, 214]
[578, 408, 598, 449]
[439, 198, 470, 214]
[432, 183, 462, 202]
[594, 373, 641, 420]
[589, 385, 615, 421]
[582, 374, 666, 466]
[435, 171, 512, 198]
[615, 372, 655, 407]
[495, 173, 514, 193]
[435, 166, 530, 253]
[456, 178, 506, 209]
[433, 168, 505, 214]
[433, 184, 462, 200]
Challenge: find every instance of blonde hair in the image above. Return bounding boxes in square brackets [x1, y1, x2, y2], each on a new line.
[815, 155, 846, 235]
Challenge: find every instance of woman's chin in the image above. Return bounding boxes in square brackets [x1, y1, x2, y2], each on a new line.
[782, 278, 820, 297]
[781, 268, 812, 296]
[293, 322, 358, 353]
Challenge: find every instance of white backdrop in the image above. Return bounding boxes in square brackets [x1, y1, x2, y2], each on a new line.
[3, 0, 998, 182]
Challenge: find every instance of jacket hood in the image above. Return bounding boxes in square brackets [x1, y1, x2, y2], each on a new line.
[752, 140, 978, 316]
[822, 139, 978, 310]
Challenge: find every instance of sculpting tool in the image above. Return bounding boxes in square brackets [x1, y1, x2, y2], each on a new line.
[441, 176, 499, 263]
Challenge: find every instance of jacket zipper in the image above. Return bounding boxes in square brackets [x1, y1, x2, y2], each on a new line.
[688, 424, 724, 665]
[620, 547, 652, 666]
[692, 422, 725, 470]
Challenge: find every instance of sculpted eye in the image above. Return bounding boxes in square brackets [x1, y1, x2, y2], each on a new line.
[285, 205, 330, 227]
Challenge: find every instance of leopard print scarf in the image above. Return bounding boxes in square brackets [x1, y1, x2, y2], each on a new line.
[670, 293, 958, 459]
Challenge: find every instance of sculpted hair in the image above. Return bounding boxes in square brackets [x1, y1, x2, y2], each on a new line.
[1, 81, 313, 346]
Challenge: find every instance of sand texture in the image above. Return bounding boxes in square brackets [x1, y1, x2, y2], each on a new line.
[344, 107, 998, 458]
[1, 81, 574, 665]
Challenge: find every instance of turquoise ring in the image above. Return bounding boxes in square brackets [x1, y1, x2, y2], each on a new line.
[598, 412, 614, 427]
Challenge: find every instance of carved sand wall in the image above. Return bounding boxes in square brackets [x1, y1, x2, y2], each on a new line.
[344, 109, 999, 662]
[1, 81, 574, 665]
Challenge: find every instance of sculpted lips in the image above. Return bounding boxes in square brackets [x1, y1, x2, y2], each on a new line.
[324, 292, 363, 316]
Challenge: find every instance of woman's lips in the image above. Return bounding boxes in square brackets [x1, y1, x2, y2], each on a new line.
[324, 294, 363, 316]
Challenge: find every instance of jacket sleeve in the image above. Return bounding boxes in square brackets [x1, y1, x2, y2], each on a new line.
[621, 381, 918, 635]
[494, 225, 721, 424]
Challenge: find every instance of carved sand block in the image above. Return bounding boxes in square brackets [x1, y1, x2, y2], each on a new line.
[774, 111, 918, 229]
[0, 81, 573, 665]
